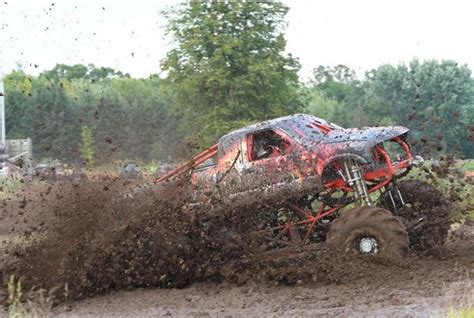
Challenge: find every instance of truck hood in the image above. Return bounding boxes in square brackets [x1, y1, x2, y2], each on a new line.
[323, 126, 409, 145]
[309, 126, 410, 165]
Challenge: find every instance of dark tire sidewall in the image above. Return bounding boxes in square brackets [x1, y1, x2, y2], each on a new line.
[327, 206, 409, 262]
[381, 179, 451, 252]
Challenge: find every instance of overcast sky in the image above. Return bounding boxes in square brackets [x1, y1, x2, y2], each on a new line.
[1, 0, 474, 80]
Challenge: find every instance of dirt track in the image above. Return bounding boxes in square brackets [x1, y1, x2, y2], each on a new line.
[54, 232, 473, 317]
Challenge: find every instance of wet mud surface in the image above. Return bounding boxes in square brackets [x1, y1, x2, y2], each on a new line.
[0, 177, 472, 316]
[57, 231, 473, 317]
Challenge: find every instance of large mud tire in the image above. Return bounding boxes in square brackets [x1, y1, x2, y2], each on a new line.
[381, 180, 451, 253]
[327, 206, 409, 262]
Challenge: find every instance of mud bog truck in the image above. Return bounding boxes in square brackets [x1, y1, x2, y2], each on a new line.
[155, 114, 450, 261]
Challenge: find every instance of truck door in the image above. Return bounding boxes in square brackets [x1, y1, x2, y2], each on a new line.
[240, 129, 295, 192]
[211, 135, 246, 197]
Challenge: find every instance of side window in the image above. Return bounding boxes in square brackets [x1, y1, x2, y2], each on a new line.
[248, 130, 291, 162]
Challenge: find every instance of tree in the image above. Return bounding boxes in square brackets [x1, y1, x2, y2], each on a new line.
[5, 63, 180, 163]
[40, 64, 88, 81]
[303, 88, 342, 124]
[80, 126, 95, 168]
[40, 64, 129, 82]
[4, 71, 34, 139]
[367, 59, 474, 157]
[161, 1, 302, 146]
[307, 65, 366, 127]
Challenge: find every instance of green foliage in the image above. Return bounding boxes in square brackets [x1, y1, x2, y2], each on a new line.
[312, 64, 356, 85]
[305, 61, 474, 158]
[305, 65, 368, 127]
[0, 178, 26, 200]
[458, 160, 474, 172]
[447, 306, 474, 318]
[6, 274, 58, 317]
[162, 1, 302, 146]
[5, 67, 178, 163]
[40, 63, 129, 82]
[80, 126, 95, 168]
[3, 24, 474, 164]
[303, 88, 341, 122]
[408, 166, 473, 222]
[367, 60, 474, 157]
[7, 275, 24, 318]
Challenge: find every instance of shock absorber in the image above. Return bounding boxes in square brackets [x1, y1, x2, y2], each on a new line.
[341, 159, 372, 206]
[385, 183, 406, 214]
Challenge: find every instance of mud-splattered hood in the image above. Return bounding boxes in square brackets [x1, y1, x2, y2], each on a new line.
[323, 126, 409, 144]
[309, 126, 410, 165]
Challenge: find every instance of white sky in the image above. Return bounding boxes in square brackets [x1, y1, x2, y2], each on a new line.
[1, 0, 474, 80]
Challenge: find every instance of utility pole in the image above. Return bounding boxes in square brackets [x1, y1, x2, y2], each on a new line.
[0, 52, 5, 146]
[0, 77, 4, 147]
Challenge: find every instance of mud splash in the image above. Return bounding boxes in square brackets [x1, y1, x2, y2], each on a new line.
[1, 177, 278, 300]
[1, 179, 187, 298]
[0, 172, 464, 304]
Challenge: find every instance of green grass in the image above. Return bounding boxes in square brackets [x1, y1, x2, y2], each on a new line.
[447, 306, 474, 318]
[457, 160, 474, 172]
[5, 275, 57, 318]
[0, 177, 49, 200]
[0, 178, 26, 200]
[408, 165, 474, 222]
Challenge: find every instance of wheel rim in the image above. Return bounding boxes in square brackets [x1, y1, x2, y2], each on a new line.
[358, 237, 378, 254]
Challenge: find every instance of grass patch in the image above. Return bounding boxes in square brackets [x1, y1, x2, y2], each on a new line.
[457, 160, 474, 172]
[5, 275, 58, 318]
[0, 177, 48, 200]
[408, 165, 473, 222]
[0, 178, 26, 200]
[447, 306, 474, 318]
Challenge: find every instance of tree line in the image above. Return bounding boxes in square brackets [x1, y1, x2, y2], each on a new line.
[3, 1, 473, 166]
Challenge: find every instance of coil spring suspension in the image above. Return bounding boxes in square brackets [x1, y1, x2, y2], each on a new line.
[340, 159, 372, 206]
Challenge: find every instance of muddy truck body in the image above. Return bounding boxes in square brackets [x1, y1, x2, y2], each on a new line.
[155, 114, 450, 259]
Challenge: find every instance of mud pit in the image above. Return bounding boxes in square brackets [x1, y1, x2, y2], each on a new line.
[54, 236, 473, 317]
[0, 177, 473, 316]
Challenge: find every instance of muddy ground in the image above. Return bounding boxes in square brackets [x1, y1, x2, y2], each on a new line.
[55, 228, 472, 317]
[0, 177, 472, 317]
